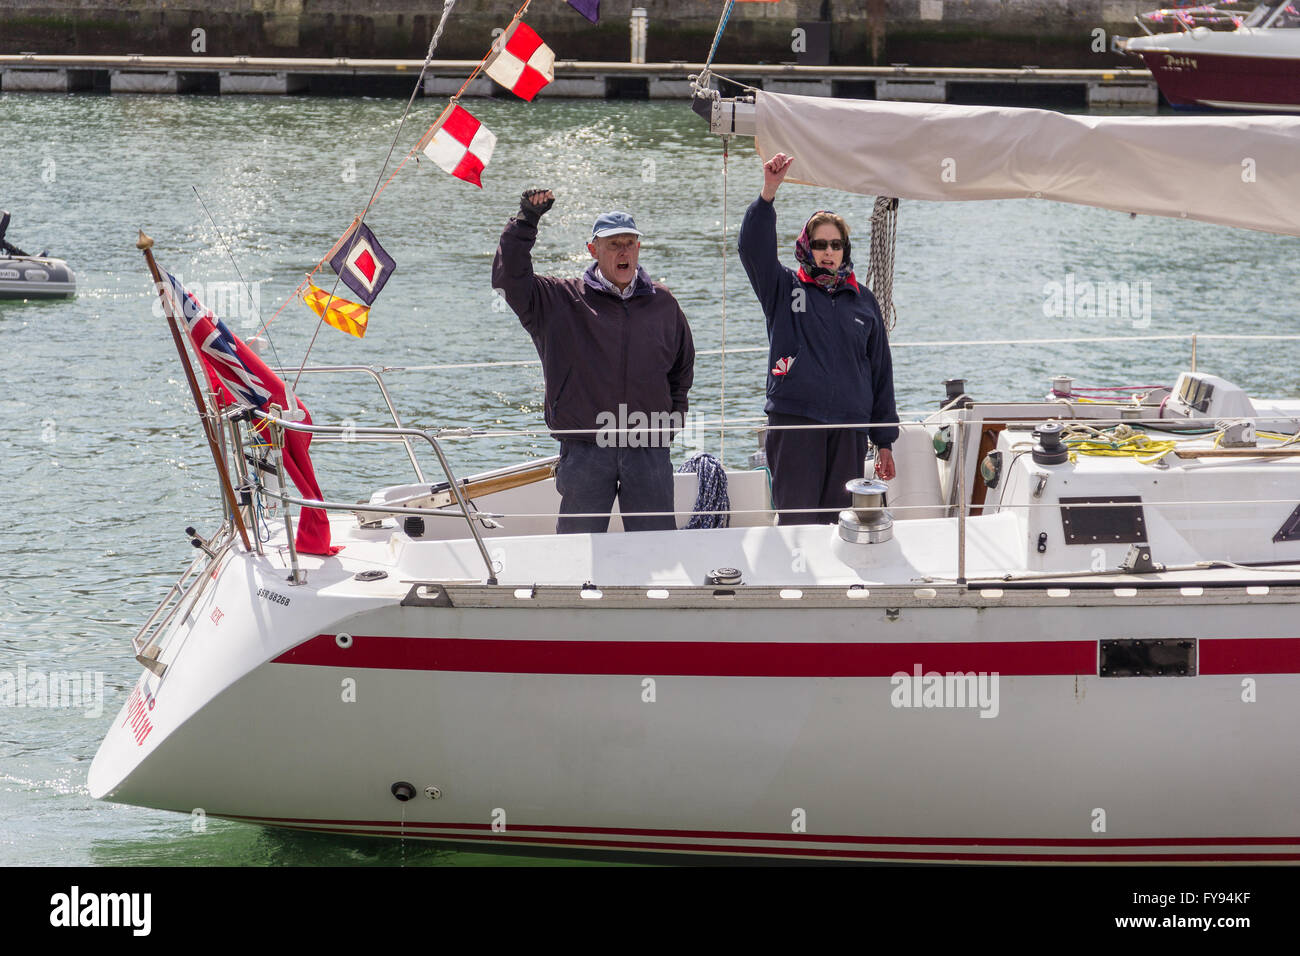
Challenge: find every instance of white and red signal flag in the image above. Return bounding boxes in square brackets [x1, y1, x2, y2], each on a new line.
[328, 221, 396, 306]
[484, 21, 554, 101]
[421, 105, 497, 188]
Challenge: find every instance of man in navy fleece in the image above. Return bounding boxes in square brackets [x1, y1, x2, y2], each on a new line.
[493, 189, 695, 534]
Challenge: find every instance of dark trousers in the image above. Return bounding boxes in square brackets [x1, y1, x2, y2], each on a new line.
[554, 440, 676, 534]
[766, 413, 870, 525]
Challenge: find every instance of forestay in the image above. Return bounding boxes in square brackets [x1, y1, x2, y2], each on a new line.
[755, 90, 1300, 237]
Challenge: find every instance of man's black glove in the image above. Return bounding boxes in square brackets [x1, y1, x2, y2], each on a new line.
[517, 189, 555, 227]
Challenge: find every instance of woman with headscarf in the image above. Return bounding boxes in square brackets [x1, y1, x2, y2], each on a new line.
[737, 152, 899, 525]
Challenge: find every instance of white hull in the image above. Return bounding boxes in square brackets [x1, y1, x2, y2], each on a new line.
[1126, 28, 1300, 62]
[84, 72, 1300, 866]
[90, 506, 1300, 863]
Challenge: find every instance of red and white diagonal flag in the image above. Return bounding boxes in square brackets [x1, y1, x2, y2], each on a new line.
[484, 21, 554, 101]
[421, 105, 497, 188]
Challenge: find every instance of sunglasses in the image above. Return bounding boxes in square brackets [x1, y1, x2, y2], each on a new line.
[809, 239, 844, 251]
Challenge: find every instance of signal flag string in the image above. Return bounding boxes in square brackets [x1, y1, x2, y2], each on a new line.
[255, 0, 537, 347]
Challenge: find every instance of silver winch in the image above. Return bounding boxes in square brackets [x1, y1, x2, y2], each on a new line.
[838, 478, 894, 544]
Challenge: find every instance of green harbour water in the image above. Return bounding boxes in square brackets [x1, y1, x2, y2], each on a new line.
[1, 90, 1296, 867]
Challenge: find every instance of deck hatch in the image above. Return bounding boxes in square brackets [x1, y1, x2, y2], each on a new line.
[1059, 495, 1146, 545]
[1099, 638, 1196, 677]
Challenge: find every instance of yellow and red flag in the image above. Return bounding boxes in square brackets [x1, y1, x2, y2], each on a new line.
[303, 283, 370, 338]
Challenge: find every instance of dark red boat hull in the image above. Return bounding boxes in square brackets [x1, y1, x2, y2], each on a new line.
[1136, 50, 1300, 109]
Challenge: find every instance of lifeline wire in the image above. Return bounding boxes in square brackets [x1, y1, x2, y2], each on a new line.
[720, 135, 730, 463]
[384, 332, 1247, 372]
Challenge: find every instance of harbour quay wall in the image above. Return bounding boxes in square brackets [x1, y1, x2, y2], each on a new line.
[1, 1, 1149, 68]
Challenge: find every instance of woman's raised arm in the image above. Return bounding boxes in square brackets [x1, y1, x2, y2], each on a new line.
[760, 153, 795, 202]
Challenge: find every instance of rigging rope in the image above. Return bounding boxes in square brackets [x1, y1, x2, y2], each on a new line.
[701, 0, 737, 83]
[700, 70, 760, 96]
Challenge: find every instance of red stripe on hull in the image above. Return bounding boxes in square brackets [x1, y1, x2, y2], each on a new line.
[1136, 50, 1300, 108]
[273, 634, 1096, 676]
[1200, 637, 1300, 674]
[274, 634, 1300, 676]
[224, 816, 1300, 862]
[225, 813, 1300, 847]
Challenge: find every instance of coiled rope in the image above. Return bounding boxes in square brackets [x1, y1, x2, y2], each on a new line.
[677, 452, 731, 529]
[1061, 422, 1178, 464]
[865, 196, 898, 332]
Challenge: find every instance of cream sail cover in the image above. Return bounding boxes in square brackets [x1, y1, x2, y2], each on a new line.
[755, 91, 1300, 237]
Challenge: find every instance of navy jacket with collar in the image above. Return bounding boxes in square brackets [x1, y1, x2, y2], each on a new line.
[492, 214, 694, 444]
[737, 196, 899, 449]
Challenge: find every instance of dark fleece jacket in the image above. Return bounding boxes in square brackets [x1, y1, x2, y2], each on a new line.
[492, 214, 694, 444]
[738, 196, 899, 449]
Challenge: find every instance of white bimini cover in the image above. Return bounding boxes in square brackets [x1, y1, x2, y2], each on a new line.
[755, 90, 1300, 236]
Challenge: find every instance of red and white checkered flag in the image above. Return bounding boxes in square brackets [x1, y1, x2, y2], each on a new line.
[485, 21, 555, 101]
[421, 105, 497, 188]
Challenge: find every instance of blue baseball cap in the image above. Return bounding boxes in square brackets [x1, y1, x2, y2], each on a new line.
[591, 211, 643, 240]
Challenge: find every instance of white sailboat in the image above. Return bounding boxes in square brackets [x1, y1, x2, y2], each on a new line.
[88, 85, 1300, 863]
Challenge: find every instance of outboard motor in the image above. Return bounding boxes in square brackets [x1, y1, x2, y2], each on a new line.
[0, 211, 75, 298]
[0, 210, 31, 257]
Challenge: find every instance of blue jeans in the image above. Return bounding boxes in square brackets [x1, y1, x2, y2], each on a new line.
[554, 441, 675, 534]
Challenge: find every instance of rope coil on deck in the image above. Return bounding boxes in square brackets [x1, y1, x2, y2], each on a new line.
[1061, 422, 1179, 464]
[677, 452, 731, 529]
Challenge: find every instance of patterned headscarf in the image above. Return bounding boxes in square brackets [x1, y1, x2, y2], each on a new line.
[794, 210, 858, 294]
